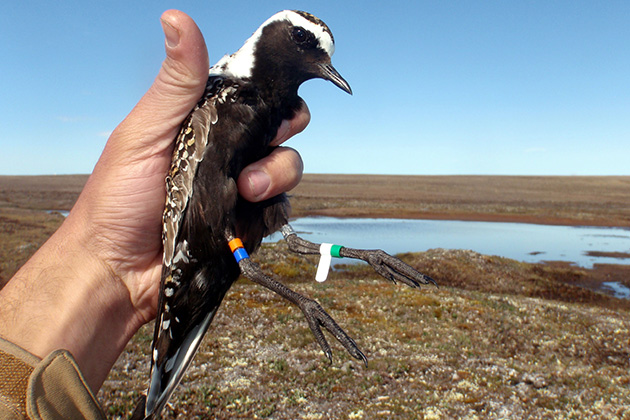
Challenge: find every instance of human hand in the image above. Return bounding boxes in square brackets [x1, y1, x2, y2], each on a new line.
[0, 9, 306, 391]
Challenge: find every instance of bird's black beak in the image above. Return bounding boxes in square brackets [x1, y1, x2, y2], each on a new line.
[318, 63, 352, 95]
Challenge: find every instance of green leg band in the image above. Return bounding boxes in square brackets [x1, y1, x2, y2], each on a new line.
[330, 244, 343, 258]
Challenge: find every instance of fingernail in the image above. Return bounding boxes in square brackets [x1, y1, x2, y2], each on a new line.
[161, 18, 180, 48]
[247, 170, 271, 199]
[272, 119, 291, 145]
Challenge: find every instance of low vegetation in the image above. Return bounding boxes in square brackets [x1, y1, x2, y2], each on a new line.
[101, 243, 630, 419]
[0, 208, 64, 286]
[1, 175, 629, 418]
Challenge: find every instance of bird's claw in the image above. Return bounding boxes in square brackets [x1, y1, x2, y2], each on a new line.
[298, 296, 368, 366]
[364, 250, 437, 289]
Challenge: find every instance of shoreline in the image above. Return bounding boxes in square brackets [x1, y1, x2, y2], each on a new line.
[5, 204, 628, 229]
[2, 174, 629, 227]
[2, 173, 629, 294]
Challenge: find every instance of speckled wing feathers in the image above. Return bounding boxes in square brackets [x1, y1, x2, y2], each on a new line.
[162, 80, 221, 266]
[145, 77, 226, 418]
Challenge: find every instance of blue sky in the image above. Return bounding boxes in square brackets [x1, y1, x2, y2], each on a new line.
[1, 1, 629, 175]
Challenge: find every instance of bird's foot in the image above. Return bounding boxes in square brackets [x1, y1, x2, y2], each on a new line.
[297, 295, 367, 366]
[238, 257, 367, 365]
[341, 248, 436, 289]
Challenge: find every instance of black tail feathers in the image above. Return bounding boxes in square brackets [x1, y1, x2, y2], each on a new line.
[129, 395, 149, 420]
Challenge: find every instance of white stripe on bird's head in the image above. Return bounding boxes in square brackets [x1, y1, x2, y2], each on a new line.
[210, 10, 336, 79]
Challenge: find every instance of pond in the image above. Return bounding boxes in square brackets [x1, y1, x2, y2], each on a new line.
[49, 210, 630, 296]
[265, 217, 630, 269]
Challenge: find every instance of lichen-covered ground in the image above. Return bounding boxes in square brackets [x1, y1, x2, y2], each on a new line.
[2, 175, 628, 418]
[100, 244, 630, 419]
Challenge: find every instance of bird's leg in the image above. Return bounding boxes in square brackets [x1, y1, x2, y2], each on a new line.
[225, 231, 367, 365]
[279, 224, 436, 289]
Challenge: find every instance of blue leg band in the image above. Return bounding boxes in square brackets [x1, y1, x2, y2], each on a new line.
[233, 247, 249, 263]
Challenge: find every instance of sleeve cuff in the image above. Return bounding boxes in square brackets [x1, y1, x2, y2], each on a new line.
[0, 337, 106, 420]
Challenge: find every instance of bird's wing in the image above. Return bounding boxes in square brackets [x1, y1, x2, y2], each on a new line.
[161, 82, 220, 267]
[145, 78, 222, 418]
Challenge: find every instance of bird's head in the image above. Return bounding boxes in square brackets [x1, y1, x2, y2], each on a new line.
[212, 10, 351, 96]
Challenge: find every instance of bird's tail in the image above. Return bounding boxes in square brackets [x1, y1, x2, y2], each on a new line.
[143, 307, 218, 418]
[129, 395, 150, 420]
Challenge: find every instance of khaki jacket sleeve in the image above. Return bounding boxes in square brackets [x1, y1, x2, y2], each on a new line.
[0, 337, 106, 420]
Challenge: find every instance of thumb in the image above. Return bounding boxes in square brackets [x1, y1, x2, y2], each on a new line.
[111, 10, 210, 156]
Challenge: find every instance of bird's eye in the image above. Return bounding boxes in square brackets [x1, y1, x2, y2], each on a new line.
[291, 27, 308, 43]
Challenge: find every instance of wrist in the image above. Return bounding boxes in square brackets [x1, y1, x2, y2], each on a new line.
[0, 212, 144, 392]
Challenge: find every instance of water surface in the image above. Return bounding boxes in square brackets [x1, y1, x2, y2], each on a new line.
[265, 217, 630, 269]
